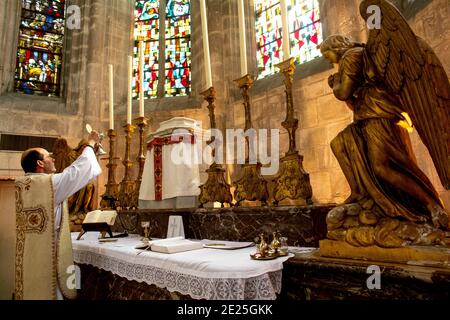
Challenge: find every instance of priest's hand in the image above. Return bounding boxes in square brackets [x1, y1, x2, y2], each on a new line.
[87, 130, 100, 147]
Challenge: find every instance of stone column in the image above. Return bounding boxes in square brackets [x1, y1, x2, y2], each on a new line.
[320, 0, 367, 43]
[0, 0, 21, 95]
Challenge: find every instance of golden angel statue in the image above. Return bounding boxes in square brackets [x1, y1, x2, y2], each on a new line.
[320, 0, 449, 248]
[53, 138, 96, 231]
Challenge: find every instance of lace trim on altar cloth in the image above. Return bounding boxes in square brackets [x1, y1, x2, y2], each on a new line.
[73, 250, 282, 300]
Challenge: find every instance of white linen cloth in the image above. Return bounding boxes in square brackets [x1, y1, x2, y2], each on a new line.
[72, 232, 293, 300]
[139, 144, 200, 201]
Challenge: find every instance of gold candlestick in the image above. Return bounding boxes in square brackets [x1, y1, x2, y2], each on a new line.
[100, 129, 119, 209]
[272, 58, 313, 206]
[198, 86, 233, 208]
[132, 116, 149, 208]
[118, 123, 136, 209]
[232, 74, 268, 206]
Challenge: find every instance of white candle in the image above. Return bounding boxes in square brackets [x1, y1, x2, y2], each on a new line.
[200, 0, 212, 89]
[108, 64, 114, 130]
[280, 0, 290, 60]
[238, 0, 247, 76]
[139, 41, 145, 117]
[127, 56, 132, 124]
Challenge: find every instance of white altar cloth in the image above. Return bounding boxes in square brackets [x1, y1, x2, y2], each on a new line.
[139, 117, 201, 203]
[72, 233, 292, 300]
[139, 144, 200, 201]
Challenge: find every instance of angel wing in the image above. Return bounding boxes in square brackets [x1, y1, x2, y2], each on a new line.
[52, 138, 77, 173]
[360, 0, 450, 189]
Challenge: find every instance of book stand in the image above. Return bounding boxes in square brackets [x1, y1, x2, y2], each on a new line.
[76, 222, 114, 240]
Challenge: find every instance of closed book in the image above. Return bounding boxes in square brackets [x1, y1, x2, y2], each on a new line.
[150, 238, 203, 253]
[135, 237, 203, 254]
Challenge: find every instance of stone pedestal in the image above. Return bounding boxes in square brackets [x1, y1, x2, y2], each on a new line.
[319, 239, 450, 267]
[281, 250, 450, 300]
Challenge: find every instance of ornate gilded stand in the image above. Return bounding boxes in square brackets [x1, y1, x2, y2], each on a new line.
[132, 116, 149, 208]
[198, 87, 233, 208]
[100, 129, 120, 209]
[118, 124, 136, 209]
[272, 58, 313, 205]
[232, 74, 268, 206]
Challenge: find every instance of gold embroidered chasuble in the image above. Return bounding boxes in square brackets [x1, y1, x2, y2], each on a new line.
[15, 174, 77, 300]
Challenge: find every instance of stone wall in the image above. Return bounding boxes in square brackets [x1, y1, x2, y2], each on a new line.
[0, 0, 448, 208]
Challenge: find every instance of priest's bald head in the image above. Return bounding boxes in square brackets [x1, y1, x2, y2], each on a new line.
[21, 148, 56, 174]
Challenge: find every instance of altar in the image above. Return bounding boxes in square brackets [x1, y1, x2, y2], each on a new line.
[72, 232, 293, 300]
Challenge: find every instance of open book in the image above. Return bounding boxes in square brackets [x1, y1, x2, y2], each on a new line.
[135, 237, 203, 254]
[83, 210, 117, 226]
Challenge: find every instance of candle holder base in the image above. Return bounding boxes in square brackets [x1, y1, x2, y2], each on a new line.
[132, 116, 149, 209]
[198, 163, 233, 208]
[118, 180, 136, 210]
[100, 129, 120, 210]
[272, 152, 313, 206]
[118, 124, 136, 209]
[233, 163, 269, 207]
[100, 185, 119, 209]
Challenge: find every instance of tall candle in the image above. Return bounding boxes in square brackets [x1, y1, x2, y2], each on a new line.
[238, 0, 247, 76]
[200, 0, 212, 89]
[108, 64, 114, 130]
[127, 56, 132, 124]
[280, 0, 290, 60]
[139, 41, 145, 117]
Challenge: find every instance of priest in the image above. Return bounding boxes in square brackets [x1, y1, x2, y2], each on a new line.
[14, 130, 102, 300]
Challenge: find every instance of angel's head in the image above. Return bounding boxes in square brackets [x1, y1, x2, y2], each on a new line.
[319, 35, 363, 64]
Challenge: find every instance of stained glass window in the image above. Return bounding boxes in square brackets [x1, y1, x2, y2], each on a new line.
[255, 0, 322, 78]
[15, 0, 66, 96]
[288, 0, 322, 65]
[133, 0, 191, 99]
[165, 0, 191, 97]
[134, 0, 160, 99]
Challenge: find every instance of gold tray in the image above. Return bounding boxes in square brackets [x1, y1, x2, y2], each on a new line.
[250, 251, 289, 260]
